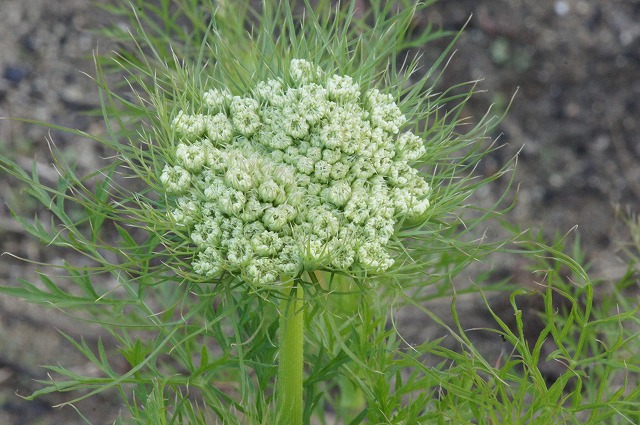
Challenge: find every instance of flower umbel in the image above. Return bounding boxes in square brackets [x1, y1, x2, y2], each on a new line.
[162, 59, 430, 285]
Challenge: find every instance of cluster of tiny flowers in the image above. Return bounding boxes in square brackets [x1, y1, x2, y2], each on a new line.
[161, 59, 429, 285]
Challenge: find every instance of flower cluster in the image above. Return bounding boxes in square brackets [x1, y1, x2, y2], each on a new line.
[161, 59, 429, 285]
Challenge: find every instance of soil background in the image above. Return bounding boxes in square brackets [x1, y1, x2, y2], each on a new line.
[0, 1, 638, 424]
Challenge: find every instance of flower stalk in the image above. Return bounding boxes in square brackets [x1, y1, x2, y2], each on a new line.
[277, 278, 304, 425]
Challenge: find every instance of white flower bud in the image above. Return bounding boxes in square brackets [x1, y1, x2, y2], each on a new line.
[172, 111, 206, 139]
[205, 113, 234, 144]
[252, 230, 283, 256]
[244, 257, 278, 285]
[193, 247, 223, 277]
[192, 216, 223, 247]
[298, 83, 328, 124]
[321, 148, 341, 164]
[306, 146, 322, 162]
[225, 166, 255, 192]
[327, 74, 360, 102]
[329, 161, 350, 181]
[344, 190, 370, 224]
[261, 130, 293, 150]
[289, 58, 322, 85]
[310, 209, 340, 238]
[396, 132, 426, 161]
[358, 242, 394, 271]
[263, 204, 295, 231]
[284, 106, 310, 139]
[295, 155, 315, 175]
[203, 88, 232, 112]
[219, 188, 246, 215]
[203, 178, 227, 201]
[169, 197, 200, 225]
[313, 160, 332, 182]
[240, 194, 266, 222]
[176, 141, 207, 173]
[322, 181, 352, 207]
[161, 164, 192, 194]
[230, 97, 261, 136]
[227, 238, 253, 268]
[319, 123, 344, 149]
[205, 146, 228, 172]
[253, 78, 284, 103]
[350, 158, 376, 180]
[258, 179, 286, 204]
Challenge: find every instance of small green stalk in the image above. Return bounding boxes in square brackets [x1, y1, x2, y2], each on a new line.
[277, 278, 304, 425]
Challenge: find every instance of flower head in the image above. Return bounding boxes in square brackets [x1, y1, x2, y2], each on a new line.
[162, 59, 430, 285]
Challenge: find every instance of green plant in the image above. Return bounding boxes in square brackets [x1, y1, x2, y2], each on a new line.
[3, 1, 638, 424]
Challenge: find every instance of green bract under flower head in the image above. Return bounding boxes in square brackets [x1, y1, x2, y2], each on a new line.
[161, 59, 430, 285]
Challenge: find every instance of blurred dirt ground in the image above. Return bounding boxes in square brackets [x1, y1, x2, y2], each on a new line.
[1, 1, 639, 424]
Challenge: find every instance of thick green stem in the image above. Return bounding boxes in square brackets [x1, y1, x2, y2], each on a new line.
[277, 279, 304, 425]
